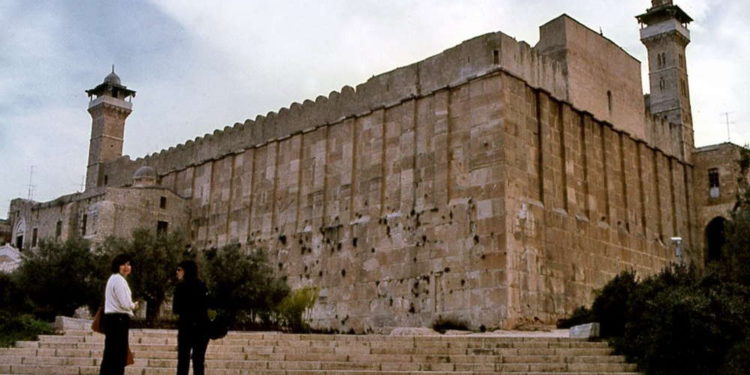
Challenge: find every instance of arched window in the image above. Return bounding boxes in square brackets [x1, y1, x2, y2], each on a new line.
[705, 216, 727, 264]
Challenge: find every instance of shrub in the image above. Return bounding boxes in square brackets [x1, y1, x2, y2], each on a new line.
[591, 269, 638, 338]
[276, 286, 319, 332]
[431, 316, 470, 333]
[588, 264, 750, 375]
[0, 272, 31, 313]
[0, 311, 54, 347]
[556, 305, 593, 329]
[719, 337, 750, 375]
[14, 236, 99, 319]
[202, 244, 290, 328]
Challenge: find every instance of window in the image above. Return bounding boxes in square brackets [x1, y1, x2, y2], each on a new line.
[659, 78, 665, 91]
[607, 90, 613, 114]
[103, 175, 108, 186]
[82, 214, 88, 236]
[708, 168, 720, 199]
[657, 52, 666, 68]
[56, 220, 62, 238]
[157, 221, 169, 235]
[493, 50, 499, 64]
[160, 196, 167, 209]
[32, 228, 38, 247]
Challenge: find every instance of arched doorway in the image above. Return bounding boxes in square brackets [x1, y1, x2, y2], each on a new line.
[705, 216, 727, 264]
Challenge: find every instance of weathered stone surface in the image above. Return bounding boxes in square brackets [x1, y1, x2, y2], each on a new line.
[389, 327, 438, 336]
[570, 322, 601, 339]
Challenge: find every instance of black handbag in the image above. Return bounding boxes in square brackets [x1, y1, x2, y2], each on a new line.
[207, 315, 229, 340]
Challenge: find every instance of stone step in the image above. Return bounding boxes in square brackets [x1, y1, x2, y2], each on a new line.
[0, 331, 642, 375]
[46, 333, 614, 347]
[0, 352, 629, 366]
[60, 330, 604, 343]
[1, 367, 643, 375]
[2, 364, 641, 375]
[1, 345, 616, 360]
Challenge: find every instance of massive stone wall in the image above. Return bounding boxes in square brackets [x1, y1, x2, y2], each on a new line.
[87, 22, 696, 331]
[501, 74, 694, 323]
[141, 71, 689, 331]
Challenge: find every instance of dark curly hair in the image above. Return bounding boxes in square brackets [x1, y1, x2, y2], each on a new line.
[110, 253, 133, 274]
[177, 260, 198, 281]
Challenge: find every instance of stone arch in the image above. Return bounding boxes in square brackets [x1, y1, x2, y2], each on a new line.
[705, 216, 727, 264]
[13, 217, 26, 250]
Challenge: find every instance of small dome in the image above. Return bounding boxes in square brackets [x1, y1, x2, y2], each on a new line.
[133, 166, 156, 180]
[104, 71, 121, 86]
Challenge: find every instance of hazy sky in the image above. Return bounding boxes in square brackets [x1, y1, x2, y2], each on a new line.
[1, 0, 747, 219]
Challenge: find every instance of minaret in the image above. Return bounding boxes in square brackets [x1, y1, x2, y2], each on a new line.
[84, 67, 136, 190]
[637, 0, 694, 149]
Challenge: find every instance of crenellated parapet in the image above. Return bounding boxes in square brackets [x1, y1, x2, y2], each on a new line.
[101, 30, 571, 185]
[645, 111, 689, 161]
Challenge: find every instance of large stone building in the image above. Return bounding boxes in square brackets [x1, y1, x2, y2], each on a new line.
[7, 0, 744, 332]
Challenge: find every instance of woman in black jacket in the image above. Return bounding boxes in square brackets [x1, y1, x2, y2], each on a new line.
[173, 260, 210, 375]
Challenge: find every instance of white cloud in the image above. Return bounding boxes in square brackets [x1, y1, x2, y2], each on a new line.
[1, 0, 748, 219]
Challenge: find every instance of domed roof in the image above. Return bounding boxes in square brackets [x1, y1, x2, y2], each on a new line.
[104, 71, 121, 86]
[133, 165, 156, 180]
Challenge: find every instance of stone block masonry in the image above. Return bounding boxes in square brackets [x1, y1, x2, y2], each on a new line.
[89, 16, 695, 332]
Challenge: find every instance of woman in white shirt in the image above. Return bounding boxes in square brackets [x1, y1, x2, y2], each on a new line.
[99, 254, 138, 375]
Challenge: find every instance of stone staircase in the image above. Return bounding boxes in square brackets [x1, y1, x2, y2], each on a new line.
[0, 329, 641, 375]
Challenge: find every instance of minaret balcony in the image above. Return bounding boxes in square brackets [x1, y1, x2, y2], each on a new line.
[88, 95, 133, 111]
[640, 18, 690, 41]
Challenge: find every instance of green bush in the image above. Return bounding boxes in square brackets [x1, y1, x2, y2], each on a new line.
[276, 286, 319, 332]
[431, 316, 470, 333]
[591, 270, 638, 338]
[587, 265, 750, 375]
[202, 244, 290, 328]
[14, 236, 100, 319]
[556, 305, 593, 329]
[0, 311, 54, 347]
[0, 272, 32, 313]
[719, 337, 750, 375]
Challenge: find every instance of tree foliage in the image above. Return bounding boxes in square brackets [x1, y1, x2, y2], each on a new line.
[202, 244, 290, 327]
[14, 236, 100, 319]
[98, 228, 187, 321]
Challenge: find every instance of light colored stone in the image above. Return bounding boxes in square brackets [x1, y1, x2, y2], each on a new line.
[388, 327, 438, 336]
[570, 322, 601, 339]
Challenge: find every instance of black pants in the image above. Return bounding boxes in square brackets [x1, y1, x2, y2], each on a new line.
[177, 324, 209, 375]
[99, 313, 129, 375]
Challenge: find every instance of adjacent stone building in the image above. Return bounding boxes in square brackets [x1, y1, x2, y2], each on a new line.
[7, 1, 745, 332]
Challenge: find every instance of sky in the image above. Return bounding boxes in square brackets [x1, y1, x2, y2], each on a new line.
[1, 0, 748, 219]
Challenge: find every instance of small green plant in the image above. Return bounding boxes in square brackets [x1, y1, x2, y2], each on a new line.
[0, 312, 54, 347]
[276, 286, 319, 332]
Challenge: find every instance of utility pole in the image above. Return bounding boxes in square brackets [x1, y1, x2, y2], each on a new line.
[721, 112, 734, 142]
[26, 166, 35, 201]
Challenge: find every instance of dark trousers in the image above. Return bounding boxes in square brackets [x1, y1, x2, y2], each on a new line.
[99, 313, 129, 375]
[177, 326, 209, 375]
